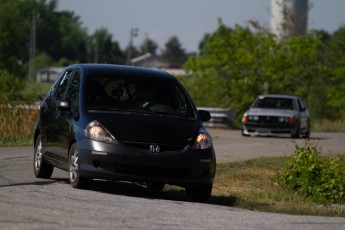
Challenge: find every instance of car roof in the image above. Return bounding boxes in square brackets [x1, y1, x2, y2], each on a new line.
[257, 94, 300, 99]
[67, 63, 176, 80]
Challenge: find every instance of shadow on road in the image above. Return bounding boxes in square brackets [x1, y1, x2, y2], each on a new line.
[0, 178, 68, 188]
[60, 178, 239, 206]
[88, 179, 245, 207]
[90, 180, 188, 202]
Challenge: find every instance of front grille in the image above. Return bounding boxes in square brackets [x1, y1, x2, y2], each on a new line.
[248, 116, 290, 126]
[258, 116, 280, 124]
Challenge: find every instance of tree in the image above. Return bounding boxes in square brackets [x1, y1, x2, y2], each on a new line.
[198, 33, 212, 53]
[183, 21, 324, 124]
[325, 27, 345, 118]
[162, 36, 187, 67]
[0, 70, 22, 104]
[0, 0, 89, 76]
[0, 0, 32, 76]
[89, 28, 124, 64]
[139, 37, 158, 55]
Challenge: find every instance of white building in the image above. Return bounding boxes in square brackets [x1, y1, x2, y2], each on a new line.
[36, 67, 64, 82]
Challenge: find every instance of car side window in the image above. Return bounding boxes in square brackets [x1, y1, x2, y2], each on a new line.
[55, 70, 77, 101]
[173, 85, 192, 116]
[48, 69, 66, 97]
[55, 72, 71, 101]
[66, 71, 80, 113]
[297, 99, 306, 111]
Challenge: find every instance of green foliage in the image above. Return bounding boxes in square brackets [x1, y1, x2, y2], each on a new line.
[0, 70, 22, 104]
[0, 0, 31, 76]
[0, 70, 42, 104]
[162, 36, 188, 67]
[35, 52, 55, 71]
[20, 80, 43, 104]
[279, 141, 345, 204]
[327, 62, 345, 117]
[90, 28, 125, 64]
[183, 22, 325, 123]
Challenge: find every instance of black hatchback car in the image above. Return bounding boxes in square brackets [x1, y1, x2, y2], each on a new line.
[33, 64, 216, 202]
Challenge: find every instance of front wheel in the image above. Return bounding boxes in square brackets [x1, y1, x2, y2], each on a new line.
[68, 143, 92, 189]
[291, 123, 301, 138]
[302, 130, 310, 138]
[33, 134, 54, 178]
[185, 184, 213, 203]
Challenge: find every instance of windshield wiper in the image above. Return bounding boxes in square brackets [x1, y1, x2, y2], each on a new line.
[86, 106, 122, 111]
[140, 108, 189, 118]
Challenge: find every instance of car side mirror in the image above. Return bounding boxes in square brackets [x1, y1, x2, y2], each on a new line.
[198, 110, 211, 122]
[57, 100, 71, 112]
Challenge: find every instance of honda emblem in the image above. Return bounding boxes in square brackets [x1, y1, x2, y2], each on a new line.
[149, 144, 160, 153]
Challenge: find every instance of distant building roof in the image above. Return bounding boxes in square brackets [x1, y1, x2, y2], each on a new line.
[36, 67, 65, 82]
[131, 53, 169, 69]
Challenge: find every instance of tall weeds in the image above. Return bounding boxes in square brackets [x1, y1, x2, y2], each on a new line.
[0, 106, 39, 146]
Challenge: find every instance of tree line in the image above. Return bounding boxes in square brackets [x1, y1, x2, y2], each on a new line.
[0, 0, 189, 78]
[1, 0, 345, 124]
[182, 20, 345, 123]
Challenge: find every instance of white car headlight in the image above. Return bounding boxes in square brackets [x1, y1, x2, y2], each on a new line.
[193, 127, 212, 149]
[85, 120, 116, 144]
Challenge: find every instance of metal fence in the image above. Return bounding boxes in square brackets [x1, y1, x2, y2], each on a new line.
[198, 107, 236, 128]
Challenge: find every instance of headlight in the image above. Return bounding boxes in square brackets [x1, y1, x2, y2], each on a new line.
[85, 120, 116, 144]
[193, 127, 212, 149]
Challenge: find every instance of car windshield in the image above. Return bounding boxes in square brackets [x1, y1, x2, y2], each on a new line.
[84, 74, 195, 118]
[252, 97, 297, 110]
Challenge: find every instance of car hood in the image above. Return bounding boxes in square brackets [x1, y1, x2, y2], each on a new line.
[245, 108, 298, 117]
[88, 112, 198, 145]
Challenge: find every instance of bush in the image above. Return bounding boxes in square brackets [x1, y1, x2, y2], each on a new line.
[0, 70, 22, 104]
[0, 70, 42, 104]
[279, 141, 345, 204]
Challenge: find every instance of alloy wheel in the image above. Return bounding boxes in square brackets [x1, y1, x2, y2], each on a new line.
[69, 149, 79, 183]
[34, 140, 43, 171]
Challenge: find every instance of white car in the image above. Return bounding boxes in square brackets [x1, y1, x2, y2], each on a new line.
[242, 94, 310, 138]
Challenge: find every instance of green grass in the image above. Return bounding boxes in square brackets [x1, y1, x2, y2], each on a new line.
[164, 157, 345, 217]
[312, 119, 345, 132]
[38, 82, 53, 94]
[211, 158, 345, 216]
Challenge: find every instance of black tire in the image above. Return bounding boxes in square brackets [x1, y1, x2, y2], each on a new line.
[68, 143, 92, 189]
[302, 130, 310, 139]
[147, 182, 165, 191]
[185, 184, 213, 203]
[33, 134, 54, 178]
[291, 124, 301, 138]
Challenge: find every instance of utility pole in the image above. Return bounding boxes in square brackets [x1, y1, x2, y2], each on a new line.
[28, 15, 37, 81]
[126, 28, 138, 65]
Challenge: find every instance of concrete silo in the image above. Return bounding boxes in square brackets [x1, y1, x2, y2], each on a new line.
[271, 0, 308, 39]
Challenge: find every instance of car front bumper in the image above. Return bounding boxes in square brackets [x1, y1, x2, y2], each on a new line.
[76, 139, 216, 187]
[242, 123, 295, 137]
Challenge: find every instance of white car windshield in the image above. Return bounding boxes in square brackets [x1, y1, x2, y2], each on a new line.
[252, 97, 297, 110]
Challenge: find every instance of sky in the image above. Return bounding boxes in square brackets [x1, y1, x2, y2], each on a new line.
[56, 0, 345, 53]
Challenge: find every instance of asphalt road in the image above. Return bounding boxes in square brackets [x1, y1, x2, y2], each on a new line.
[1, 130, 345, 230]
[208, 129, 345, 163]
